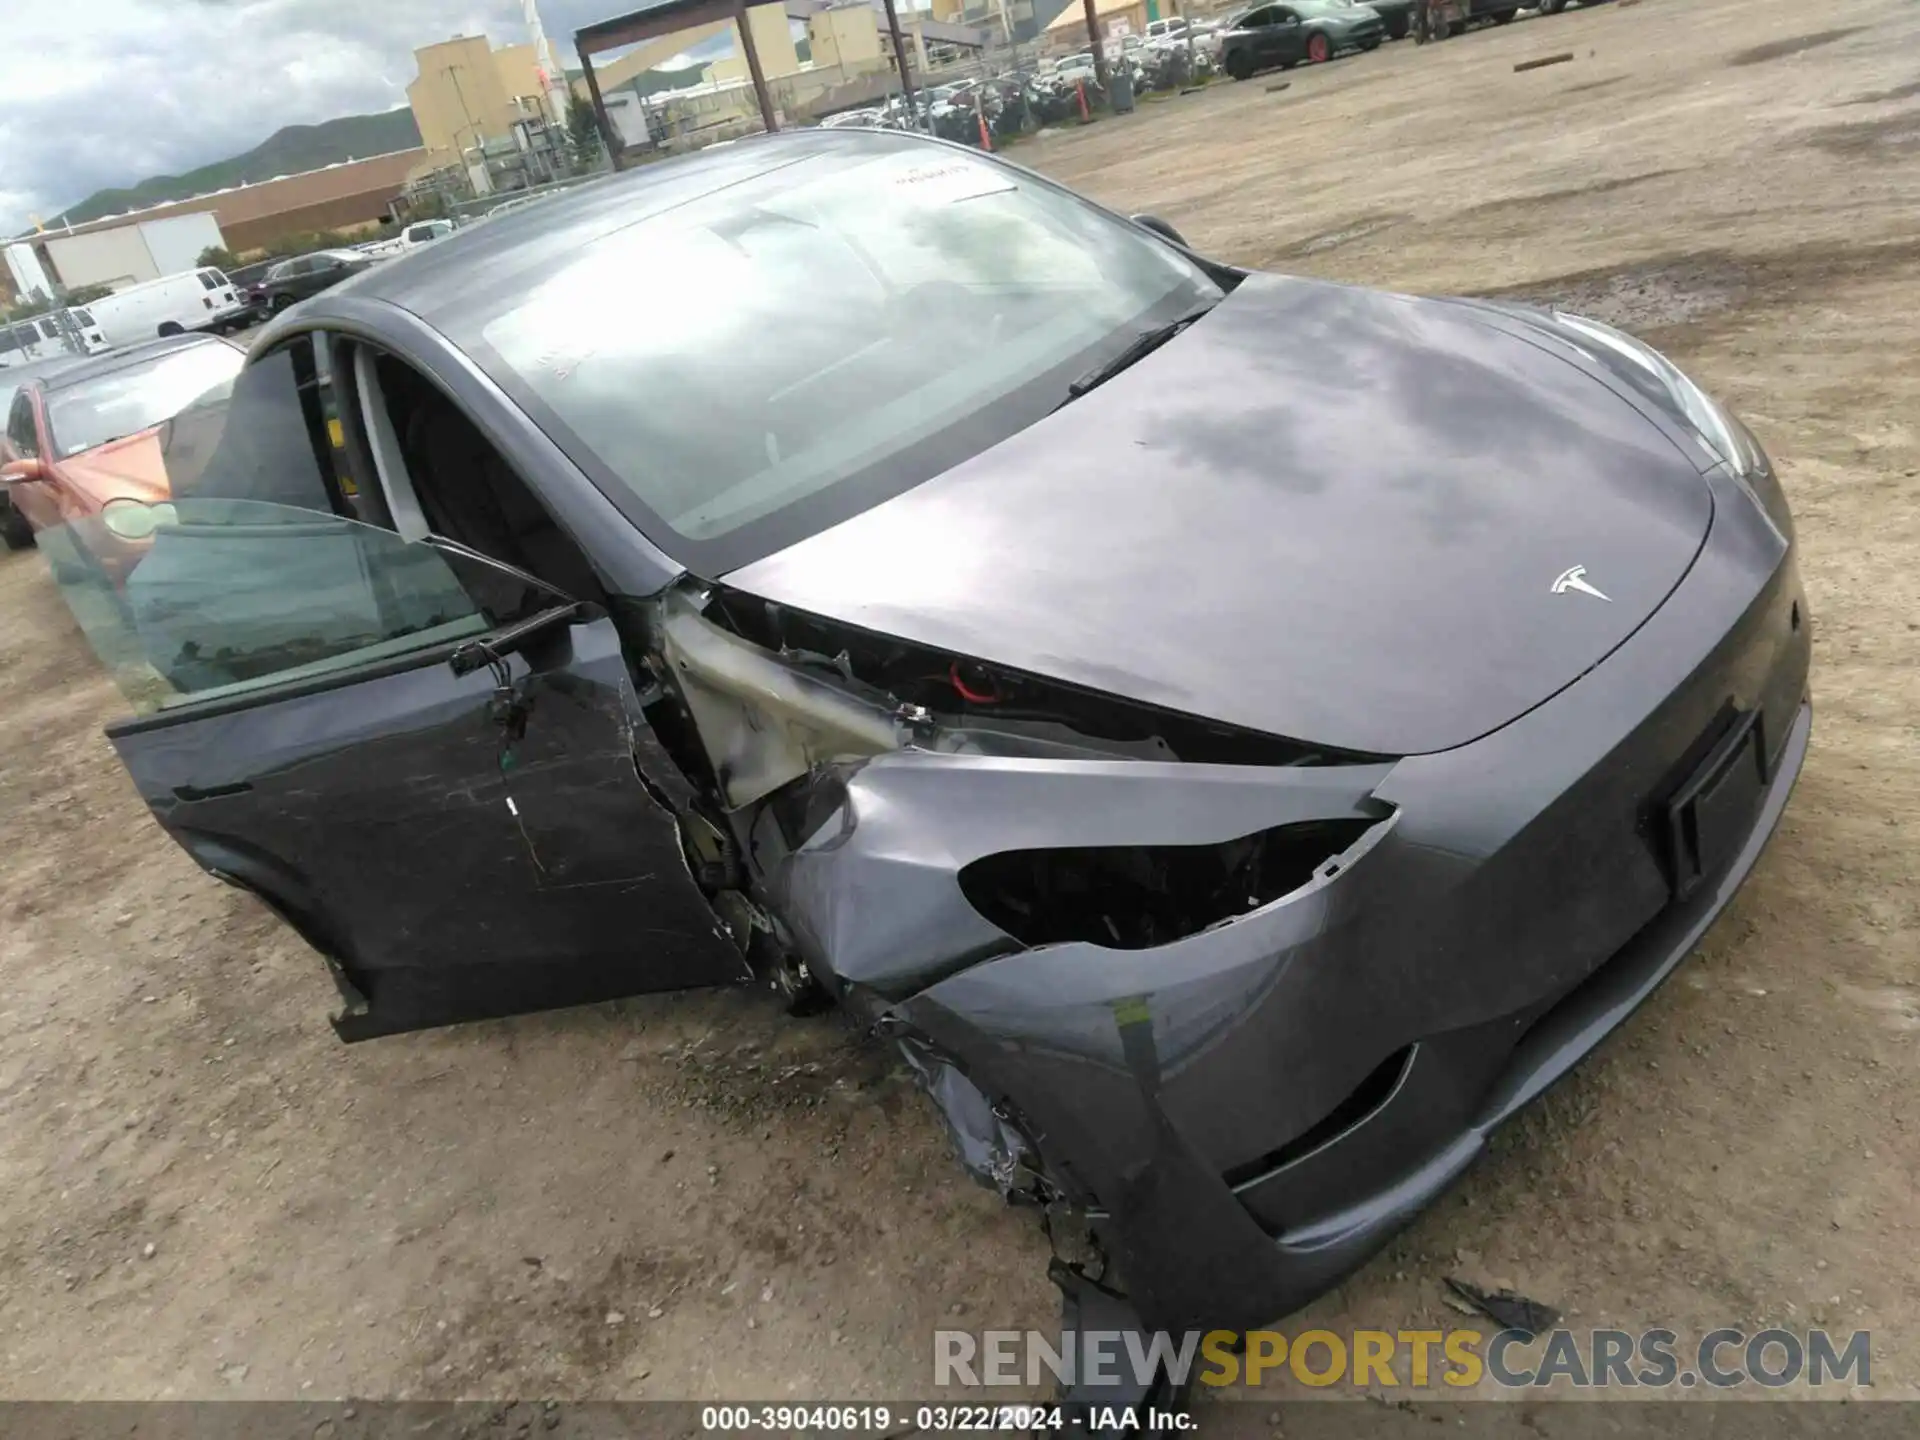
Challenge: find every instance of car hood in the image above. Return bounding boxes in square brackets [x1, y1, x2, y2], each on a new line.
[726, 274, 1714, 756]
[57, 428, 170, 509]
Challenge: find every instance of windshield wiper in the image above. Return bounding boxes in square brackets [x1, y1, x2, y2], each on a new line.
[1054, 304, 1215, 410]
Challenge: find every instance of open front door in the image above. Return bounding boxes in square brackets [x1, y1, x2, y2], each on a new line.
[65, 494, 746, 1041]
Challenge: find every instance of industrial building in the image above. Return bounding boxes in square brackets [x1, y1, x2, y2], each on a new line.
[7, 149, 426, 294]
[407, 35, 559, 182]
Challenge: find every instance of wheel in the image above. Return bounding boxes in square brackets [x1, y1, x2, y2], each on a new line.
[1307, 30, 1332, 62]
[1, 504, 33, 552]
[1447, 18, 1466, 34]
[1226, 50, 1253, 80]
[1491, 7, 1517, 20]
[1386, 13, 1410, 38]
[1537, 0, 1565, 10]
[156, 321, 184, 337]
[1361, 38, 1381, 49]
[271, 293, 295, 313]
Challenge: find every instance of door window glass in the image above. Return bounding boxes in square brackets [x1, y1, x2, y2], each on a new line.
[160, 340, 344, 513]
[52, 498, 489, 715]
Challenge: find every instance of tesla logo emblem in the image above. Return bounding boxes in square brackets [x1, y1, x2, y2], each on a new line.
[1552, 565, 1611, 602]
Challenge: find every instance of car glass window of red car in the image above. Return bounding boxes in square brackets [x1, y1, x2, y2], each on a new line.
[7, 391, 39, 458]
[46, 343, 245, 459]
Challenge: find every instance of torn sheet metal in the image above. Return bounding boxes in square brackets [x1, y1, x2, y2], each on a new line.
[654, 586, 914, 810]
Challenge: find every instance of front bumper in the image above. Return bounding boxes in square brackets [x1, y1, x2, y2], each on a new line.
[825, 461, 1811, 1334]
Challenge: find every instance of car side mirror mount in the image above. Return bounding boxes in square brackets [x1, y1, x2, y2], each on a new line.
[1131, 213, 1189, 247]
[0, 457, 45, 486]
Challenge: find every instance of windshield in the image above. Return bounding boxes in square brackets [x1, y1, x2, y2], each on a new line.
[476, 138, 1220, 571]
[47, 343, 245, 458]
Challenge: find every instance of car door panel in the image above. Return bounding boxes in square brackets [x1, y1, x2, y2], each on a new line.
[108, 614, 749, 1040]
[1276, 13, 1304, 63]
[76, 331, 748, 1042]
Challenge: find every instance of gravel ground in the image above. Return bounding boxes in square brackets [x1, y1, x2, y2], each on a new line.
[1, 0, 1915, 1405]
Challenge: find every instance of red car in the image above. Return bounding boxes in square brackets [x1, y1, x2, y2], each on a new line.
[0, 334, 244, 576]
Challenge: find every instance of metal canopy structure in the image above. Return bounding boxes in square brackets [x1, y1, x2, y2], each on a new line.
[576, 0, 922, 165]
[575, 0, 783, 165]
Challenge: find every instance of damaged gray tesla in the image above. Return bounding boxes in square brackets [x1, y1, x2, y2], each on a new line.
[60, 128, 1808, 1351]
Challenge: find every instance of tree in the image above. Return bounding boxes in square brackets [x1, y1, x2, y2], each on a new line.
[4, 290, 55, 322]
[66, 284, 112, 306]
[566, 95, 605, 174]
[197, 244, 240, 271]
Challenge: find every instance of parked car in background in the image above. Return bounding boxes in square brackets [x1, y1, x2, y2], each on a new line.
[359, 217, 457, 261]
[1220, 0, 1385, 78]
[480, 190, 565, 221]
[1055, 51, 1099, 83]
[0, 334, 245, 576]
[0, 308, 109, 363]
[258, 249, 374, 315]
[0, 354, 86, 549]
[1334, 0, 1415, 38]
[86, 268, 248, 346]
[819, 106, 887, 129]
[225, 259, 279, 326]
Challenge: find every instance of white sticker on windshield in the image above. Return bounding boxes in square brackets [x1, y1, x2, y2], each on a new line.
[890, 161, 1016, 206]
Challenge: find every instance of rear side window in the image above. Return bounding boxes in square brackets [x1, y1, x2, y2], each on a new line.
[47, 342, 245, 458]
[73, 308, 95, 326]
[198, 271, 221, 290]
[8, 392, 39, 458]
[38, 319, 59, 340]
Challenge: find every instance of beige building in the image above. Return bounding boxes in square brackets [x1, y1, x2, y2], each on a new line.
[407, 35, 555, 178]
[1044, 0, 1152, 47]
[801, 3, 886, 70]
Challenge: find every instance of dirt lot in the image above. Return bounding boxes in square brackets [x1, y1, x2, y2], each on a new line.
[2, 0, 1916, 1405]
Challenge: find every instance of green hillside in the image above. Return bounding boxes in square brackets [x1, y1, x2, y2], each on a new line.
[58, 108, 424, 225]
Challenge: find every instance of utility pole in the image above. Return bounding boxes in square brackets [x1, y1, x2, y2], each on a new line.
[880, 0, 922, 129]
[1081, 0, 1110, 94]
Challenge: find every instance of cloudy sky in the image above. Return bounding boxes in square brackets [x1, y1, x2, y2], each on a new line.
[0, 0, 697, 233]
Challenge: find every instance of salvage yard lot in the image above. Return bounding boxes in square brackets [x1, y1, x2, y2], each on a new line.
[2, 0, 1915, 1402]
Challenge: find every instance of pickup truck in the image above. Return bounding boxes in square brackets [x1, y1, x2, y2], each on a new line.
[356, 218, 457, 262]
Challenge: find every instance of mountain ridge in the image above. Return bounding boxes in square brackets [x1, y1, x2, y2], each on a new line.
[57, 108, 424, 226]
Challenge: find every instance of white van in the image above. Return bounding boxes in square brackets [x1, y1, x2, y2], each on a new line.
[0, 309, 108, 362]
[88, 268, 247, 347]
[54, 307, 110, 354]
